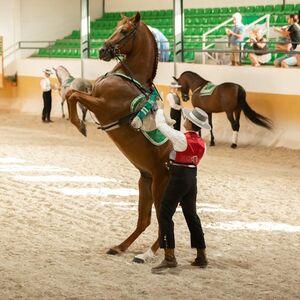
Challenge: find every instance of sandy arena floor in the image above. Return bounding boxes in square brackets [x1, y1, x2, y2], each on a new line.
[0, 111, 300, 300]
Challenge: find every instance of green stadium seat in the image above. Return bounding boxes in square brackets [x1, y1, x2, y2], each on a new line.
[220, 7, 229, 14]
[184, 51, 195, 62]
[264, 5, 274, 13]
[276, 15, 287, 25]
[228, 7, 238, 14]
[283, 4, 295, 13]
[38, 48, 50, 57]
[212, 8, 221, 15]
[238, 7, 248, 13]
[70, 30, 80, 39]
[90, 48, 98, 59]
[254, 6, 265, 13]
[274, 4, 283, 12]
[204, 8, 212, 15]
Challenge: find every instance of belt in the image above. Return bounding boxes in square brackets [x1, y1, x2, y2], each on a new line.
[170, 162, 196, 168]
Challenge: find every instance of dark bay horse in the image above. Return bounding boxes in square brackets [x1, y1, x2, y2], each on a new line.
[174, 71, 273, 148]
[66, 13, 172, 263]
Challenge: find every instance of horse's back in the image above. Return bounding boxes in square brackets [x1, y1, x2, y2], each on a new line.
[92, 74, 144, 101]
[192, 82, 241, 113]
[71, 78, 93, 93]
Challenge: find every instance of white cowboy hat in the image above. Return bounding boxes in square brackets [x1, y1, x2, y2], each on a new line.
[169, 82, 181, 88]
[182, 107, 211, 130]
[43, 69, 53, 75]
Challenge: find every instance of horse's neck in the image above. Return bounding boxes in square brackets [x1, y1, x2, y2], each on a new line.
[61, 73, 73, 85]
[115, 26, 157, 88]
[190, 76, 208, 91]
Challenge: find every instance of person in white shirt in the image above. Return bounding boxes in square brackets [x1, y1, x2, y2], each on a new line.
[40, 69, 53, 122]
[167, 82, 182, 130]
[152, 101, 211, 272]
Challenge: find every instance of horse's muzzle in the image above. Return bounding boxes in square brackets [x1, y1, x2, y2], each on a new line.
[182, 94, 190, 102]
[99, 43, 118, 61]
[99, 47, 112, 61]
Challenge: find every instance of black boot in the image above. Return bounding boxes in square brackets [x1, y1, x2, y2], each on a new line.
[191, 248, 208, 268]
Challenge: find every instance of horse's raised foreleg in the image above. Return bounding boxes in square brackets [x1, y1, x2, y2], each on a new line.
[208, 113, 215, 146]
[66, 90, 102, 136]
[107, 171, 154, 259]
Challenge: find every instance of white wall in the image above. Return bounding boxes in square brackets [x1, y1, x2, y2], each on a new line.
[20, 0, 103, 41]
[105, 0, 299, 12]
[16, 58, 300, 96]
[0, 0, 21, 67]
[0, 0, 102, 73]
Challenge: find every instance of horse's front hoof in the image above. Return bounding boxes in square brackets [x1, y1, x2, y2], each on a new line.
[62, 114, 65, 118]
[231, 143, 237, 149]
[132, 256, 145, 264]
[107, 248, 121, 255]
[210, 141, 215, 147]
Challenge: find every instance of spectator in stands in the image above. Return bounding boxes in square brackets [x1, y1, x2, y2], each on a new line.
[40, 69, 54, 123]
[248, 28, 271, 67]
[167, 82, 182, 130]
[296, 50, 300, 67]
[274, 26, 291, 52]
[226, 12, 245, 66]
[274, 14, 300, 68]
[148, 26, 170, 62]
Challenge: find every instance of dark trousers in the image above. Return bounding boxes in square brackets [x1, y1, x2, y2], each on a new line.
[42, 90, 52, 121]
[159, 165, 206, 249]
[170, 108, 181, 131]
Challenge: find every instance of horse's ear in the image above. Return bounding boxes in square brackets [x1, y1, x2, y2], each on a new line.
[53, 67, 57, 72]
[120, 13, 125, 19]
[172, 76, 178, 82]
[133, 12, 141, 24]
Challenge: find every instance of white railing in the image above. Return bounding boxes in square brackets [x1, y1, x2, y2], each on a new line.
[202, 14, 270, 65]
[202, 17, 233, 64]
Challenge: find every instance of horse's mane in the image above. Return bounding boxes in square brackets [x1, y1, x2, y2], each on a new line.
[58, 65, 70, 75]
[180, 71, 207, 83]
[181, 71, 200, 78]
[142, 22, 158, 85]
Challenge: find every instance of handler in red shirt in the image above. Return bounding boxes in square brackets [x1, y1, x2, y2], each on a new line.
[152, 103, 211, 271]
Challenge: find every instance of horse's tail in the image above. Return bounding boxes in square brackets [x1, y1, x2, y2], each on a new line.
[238, 86, 273, 130]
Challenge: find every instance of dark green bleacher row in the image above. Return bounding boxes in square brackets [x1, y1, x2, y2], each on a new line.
[34, 3, 300, 63]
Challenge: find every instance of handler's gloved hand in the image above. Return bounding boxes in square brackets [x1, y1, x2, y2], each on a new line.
[131, 116, 143, 129]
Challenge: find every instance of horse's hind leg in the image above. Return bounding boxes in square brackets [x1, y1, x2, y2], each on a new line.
[208, 113, 215, 146]
[107, 171, 154, 258]
[61, 99, 65, 118]
[226, 111, 240, 148]
[133, 169, 169, 263]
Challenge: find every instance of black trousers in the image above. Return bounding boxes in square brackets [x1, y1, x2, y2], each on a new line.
[42, 90, 52, 121]
[159, 165, 206, 249]
[170, 108, 181, 131]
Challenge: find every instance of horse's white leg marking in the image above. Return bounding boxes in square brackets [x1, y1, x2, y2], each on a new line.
[232, 131, 239, 145]
[133, 248, 155, 263]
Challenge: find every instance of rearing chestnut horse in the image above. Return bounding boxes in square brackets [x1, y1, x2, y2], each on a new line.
[174, 71, 273, 148]
[66, 13, 171, 263]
